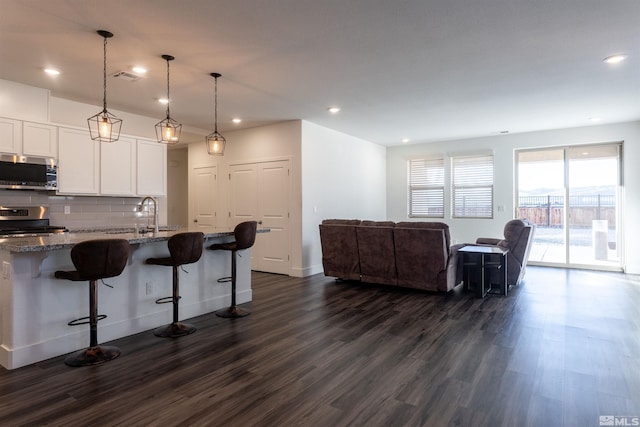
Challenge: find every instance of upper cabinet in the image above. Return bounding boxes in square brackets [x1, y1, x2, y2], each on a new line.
[101, 136, 136, 196]
[57, 127, 99, 195]
[137, 138, 167, 196]
[0, 118, 23, 154]
[2, 116, 167, 197]
[0, 118, 57, 157]
[22, 122, 57, 157]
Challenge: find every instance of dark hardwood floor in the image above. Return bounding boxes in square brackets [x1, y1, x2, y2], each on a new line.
[1, 267, 639, 427]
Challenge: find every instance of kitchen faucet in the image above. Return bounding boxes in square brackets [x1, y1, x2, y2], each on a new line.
[138, 196, 159, 234]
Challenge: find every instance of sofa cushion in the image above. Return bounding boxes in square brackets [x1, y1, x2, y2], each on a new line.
[394, 226, 448, 292]
[319, 221, 361, 280]
[356, 224, 397, 285]
[395, 221, 451, 249]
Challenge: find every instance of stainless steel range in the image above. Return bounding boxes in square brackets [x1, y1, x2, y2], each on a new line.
[0, 206, 68, 237]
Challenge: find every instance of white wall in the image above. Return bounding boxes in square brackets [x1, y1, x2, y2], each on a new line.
[187, 119, 387, 277]
[301, 121, 387, 275]
[0, 79, 48, 122]
[387, 120, 640, 274]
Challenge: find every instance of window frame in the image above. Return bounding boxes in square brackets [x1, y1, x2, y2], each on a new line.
[451, 153, 494, 219]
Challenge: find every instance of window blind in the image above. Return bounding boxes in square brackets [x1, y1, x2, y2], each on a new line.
[452, 154, 493, 218]
[408, 157, 444, 218]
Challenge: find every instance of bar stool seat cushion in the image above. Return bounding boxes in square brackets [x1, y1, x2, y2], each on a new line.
[209, 222, 257, 252]
[146, 232, 204, 267]
[55, 239, 130, 281]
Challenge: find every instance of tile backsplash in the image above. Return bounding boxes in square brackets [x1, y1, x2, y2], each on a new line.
[0, 190, 164, 231]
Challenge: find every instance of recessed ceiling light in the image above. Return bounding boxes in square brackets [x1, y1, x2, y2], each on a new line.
[232, 118, 242, 124]
[132, 66, 147, 74]
[401, 138, 410, 143]
[44, 68, 60, 76]
[589, 117, 602, 123]
[158, 98, 169, 104]
[603, 54, 627, 64]
[328, 106, 341, 114]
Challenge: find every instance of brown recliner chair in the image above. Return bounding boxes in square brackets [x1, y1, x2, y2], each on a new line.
[475, 219, 535, 287]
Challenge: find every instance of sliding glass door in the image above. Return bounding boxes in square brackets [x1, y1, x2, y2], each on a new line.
[516, 143, 622, 270]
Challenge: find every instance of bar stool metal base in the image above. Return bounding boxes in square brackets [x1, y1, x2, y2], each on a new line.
[215, 305, 250, 318]
[153, 321, 196, 338]
[64, 345, 121, 367]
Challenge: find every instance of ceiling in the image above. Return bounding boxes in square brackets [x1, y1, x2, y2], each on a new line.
[1, 0, 638, 147]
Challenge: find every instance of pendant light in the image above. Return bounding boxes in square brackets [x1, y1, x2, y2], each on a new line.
[206, 72, 226, 155]
[87, 30, 122, 143]
[155, 54, 182, 144]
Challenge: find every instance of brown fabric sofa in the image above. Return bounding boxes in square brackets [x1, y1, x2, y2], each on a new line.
[475, 219, 535, 286]
[319, 219, 464, 292]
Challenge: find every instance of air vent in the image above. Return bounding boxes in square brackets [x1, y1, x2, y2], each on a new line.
[111, 71, 144, 82]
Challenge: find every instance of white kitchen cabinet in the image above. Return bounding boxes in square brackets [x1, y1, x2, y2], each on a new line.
[137, 138, 167, 196]
[57, 127, 99, 195]
[0, 118, 23, 154]
[101, 136, 136, 196]
[22, 122, 58, 157]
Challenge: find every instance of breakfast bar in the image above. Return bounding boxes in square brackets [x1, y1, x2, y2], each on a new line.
[0, 228, 255, 370]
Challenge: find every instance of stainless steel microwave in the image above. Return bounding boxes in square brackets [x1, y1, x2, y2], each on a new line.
[0, 154, 57, 190]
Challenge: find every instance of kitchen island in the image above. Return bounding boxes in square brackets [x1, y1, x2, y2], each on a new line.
[0, 227, 258, 370]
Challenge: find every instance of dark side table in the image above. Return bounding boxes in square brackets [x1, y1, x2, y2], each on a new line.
[459, 245, 509, 298]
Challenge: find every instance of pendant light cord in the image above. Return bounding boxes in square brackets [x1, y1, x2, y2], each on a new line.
[166, 59, 171, 119]
[214, 76, 219, 133]
[102, 35, 108, 113]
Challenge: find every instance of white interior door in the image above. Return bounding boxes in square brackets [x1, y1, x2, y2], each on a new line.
[192, 166, 217, 228]
[256, 161, 291, 275]
[229, 160, 291, 274]
[229, 164, 259, 225]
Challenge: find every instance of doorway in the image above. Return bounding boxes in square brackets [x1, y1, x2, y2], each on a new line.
[516, 142, 622, 270]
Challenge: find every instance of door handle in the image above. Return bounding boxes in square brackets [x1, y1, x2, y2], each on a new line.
[193, 219, 198, 223]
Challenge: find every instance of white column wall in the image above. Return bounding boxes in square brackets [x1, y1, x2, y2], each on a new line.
[301, 121, 387, 276]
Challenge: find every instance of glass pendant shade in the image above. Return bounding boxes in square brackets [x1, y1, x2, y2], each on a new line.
[88, 30, 122, 143]
[155, 55, 181, 144]
[206, 72, 226, 156]
[206, 131, 226, 155]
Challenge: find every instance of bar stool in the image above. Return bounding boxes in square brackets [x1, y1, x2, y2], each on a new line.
[208, 221, 257, 318]
[54, 239, 130, 367]
[145, 232, 204, 337]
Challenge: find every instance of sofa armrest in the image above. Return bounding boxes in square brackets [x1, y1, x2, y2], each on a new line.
[476, 237, 502, 245]
[445, 243, 466, 291]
